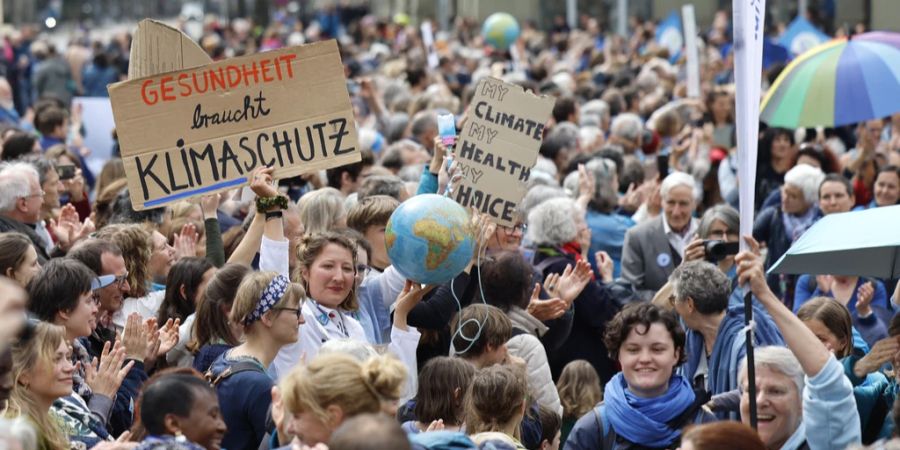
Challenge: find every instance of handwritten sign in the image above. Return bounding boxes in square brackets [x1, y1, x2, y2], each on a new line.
[450, 77, 554, 226]
[109, 39, 360, 210]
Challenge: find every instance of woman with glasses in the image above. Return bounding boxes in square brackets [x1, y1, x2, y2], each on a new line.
[26, 258, 131, 447]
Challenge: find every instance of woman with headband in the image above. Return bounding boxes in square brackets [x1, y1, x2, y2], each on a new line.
[206, 168, 306, 450]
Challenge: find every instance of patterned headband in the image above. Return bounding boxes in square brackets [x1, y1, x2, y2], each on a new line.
[243, 275, 290, 326]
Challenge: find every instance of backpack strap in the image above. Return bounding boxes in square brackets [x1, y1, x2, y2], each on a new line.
[591, 404, 614, 450]
[533, 255, 569, 278]
[206, 360, 266, 387]
[511, 327, 529, 338]
[665, 388, 712, 431]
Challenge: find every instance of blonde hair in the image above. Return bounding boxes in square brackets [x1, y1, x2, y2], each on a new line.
[464, 364, 527, 436]
[294, 232, 359, 312]
[297, 187, 345, 236]
[230, 271, 304, 333]
[556, 360, 603, 420]
[280, 353, 406, 424]
[7, 322, 69, 450]
[94, 223, 153, 298]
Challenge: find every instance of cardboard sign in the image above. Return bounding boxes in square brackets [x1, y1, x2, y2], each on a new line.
[128, 20, 212, 80]
[450, 77, 554, 227]
[109, 39, 360, 210]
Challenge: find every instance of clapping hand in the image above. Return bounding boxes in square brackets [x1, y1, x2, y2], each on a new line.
[594, 251, 614, 283]
[173, 222, 199, 259]
[85, 340, 133, 398]
[527, 282, 567, 321]
[855, 281, 875, 317]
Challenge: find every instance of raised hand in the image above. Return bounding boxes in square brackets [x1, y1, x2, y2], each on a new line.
[120, 313, 150, 363]
[853, 336, 900, 378]
[576, 164, 595, 210]
[85, 340, 134, 398]
[155, 318, 181, 357]
[735, 236, 773, 304]
[683, 237, 706, 263]
[855, 281, 875, 317]
[250, 166, 279, 199]
[393, 280, 436, 331]
[594, 251, 614, 283]
[527, 283, 567, 321]
[52, 204, 90, 251]
[200, 192, 222, 219]
[173, 222, 199, 259]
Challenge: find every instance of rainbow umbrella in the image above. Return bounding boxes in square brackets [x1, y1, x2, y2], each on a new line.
[760, 31, 900, 128]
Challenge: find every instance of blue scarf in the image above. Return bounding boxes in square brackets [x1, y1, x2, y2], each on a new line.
[782, 206, 818, 241]
[681, 306, 784, 404]
[604, 373, 696, 447]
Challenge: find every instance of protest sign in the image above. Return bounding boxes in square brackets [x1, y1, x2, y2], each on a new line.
[74, 97, 116, 177]
[682, 5, 701, 99]
[128, 20, 212, 80]
[450, 77, 554, 227]
[109, 39, 360, 210]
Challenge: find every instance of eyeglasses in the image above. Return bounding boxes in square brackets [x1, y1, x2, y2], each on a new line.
[500, 223, 527, 234]
[23, 190, 45, 199]
[272, 307, 303, 320]
[356, 264, 371, 276]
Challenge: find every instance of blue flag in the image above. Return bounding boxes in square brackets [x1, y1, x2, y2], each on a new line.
[762, 38, 789, 69]
[778, 16, 829, 56]
[655, 10, 683, 63]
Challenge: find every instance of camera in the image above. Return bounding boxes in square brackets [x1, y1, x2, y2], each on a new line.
[57, 164, 76, 180]
[703, 240, 739, 262]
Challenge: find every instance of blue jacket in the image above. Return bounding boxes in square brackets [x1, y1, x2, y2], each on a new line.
[780, 355, 861, 450]
[843, 354, 899, 443]
[209, 352, 273, 450]
[793, 275, 890, 347]
[585, 209, 635, 278]
[564, 399, 715, 450]
[680, 305, 784, 410]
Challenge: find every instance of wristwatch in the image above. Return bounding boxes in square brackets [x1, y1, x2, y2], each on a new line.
[256, 195, 288, 212]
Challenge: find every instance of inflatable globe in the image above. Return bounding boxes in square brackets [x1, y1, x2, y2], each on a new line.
[385, 194, 475, 285]
[481, 12, 520, 50]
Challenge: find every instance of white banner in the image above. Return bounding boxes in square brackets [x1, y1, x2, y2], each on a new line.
[734, 0, 767, 251]
[682, 5, 701, 99]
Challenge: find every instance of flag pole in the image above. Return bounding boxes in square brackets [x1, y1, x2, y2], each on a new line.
[733, 0, 767, 429]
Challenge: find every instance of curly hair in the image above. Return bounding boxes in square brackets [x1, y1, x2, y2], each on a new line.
[294, 232, 359, 312]
[94, 223, 153, 298]
[603, 302, 686, 364]
[670, 261, 732, 315]
[526, 197, 581, 246]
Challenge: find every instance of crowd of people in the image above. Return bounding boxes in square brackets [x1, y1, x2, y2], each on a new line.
[0, 4, 898, 450]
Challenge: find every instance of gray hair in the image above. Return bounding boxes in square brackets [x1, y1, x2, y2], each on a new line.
[580, 100, 610, 128]
[22, 156, 54, 185]
[784, 164, 826, 206]
[358, 175, 406, 201]
[297, 187, 345, 236]
[0, 162, 38, 212]
[520, 185, 566, 217]
[610, 113, 644, 142]
[562, 170, 580, 198]
[586, 158, 619, 213]
[320, 338, 379, 362]
[660, 171, 696, 201]
[697, 204, 739, 240]
[525, 168, 558, 190]
[410, 110, 438, 138]
[740, 346, 805, 395]
[549, 122, 579, 150]
[579, 126, 604, 152]
[670, 261, 731, 315]
[398, 164, 425, 183]
[527, 197, 581, 246]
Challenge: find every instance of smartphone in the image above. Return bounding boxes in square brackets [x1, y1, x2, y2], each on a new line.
[656, 154, 669, 182]
[438, 113, 457, 147]
[57, 164, 76, 180]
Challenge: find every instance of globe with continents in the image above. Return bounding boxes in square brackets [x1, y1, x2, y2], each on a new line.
[481, 12, 520, 50]
[385, 194, 475, 285]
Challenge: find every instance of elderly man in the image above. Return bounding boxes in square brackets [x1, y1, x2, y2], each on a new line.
[0, 162, 52, 262]
[622, 171, 697, 300]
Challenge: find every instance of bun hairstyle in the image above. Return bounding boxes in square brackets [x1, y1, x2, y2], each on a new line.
[293, 232, 359, 312]
[279, 353, 406, 424]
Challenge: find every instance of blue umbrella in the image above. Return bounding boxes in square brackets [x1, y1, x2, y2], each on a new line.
[768, 205, 900, 278]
